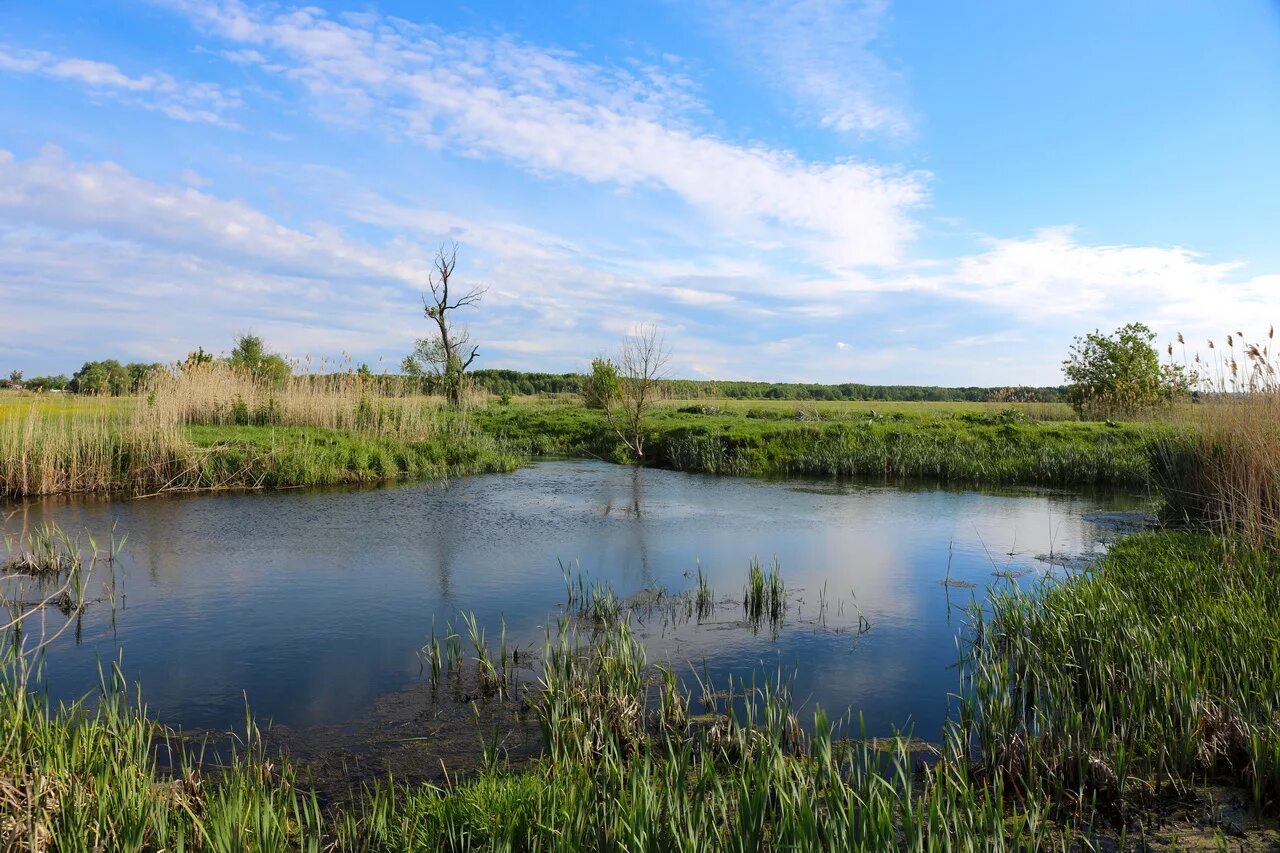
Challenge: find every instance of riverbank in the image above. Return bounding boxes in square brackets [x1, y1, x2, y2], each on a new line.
[2, 391, 1173, 499]
[4, 531, 1276, 849]
[474, 398, 1172, 487]
[0, 389, 520, 499]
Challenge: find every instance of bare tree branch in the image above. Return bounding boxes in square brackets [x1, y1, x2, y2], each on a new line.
[602, 324, 671, 462]
[406, 242, 487, 406]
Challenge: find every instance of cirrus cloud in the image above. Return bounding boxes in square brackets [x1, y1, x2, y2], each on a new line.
[0, 44, 241, 125]
[164, 0, 927, 270]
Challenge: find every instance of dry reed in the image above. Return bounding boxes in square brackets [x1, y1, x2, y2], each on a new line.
[1, 363, 502, 499]
[0, 405, 193, 498]
[144, 363, 452, 438]
[1158, 326, 1280, 545]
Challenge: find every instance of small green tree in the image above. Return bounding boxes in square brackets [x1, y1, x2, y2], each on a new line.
[1063, 322, 1183, 418]
[183, 347, 214, 369]
[229, 334, 290, 385]
[581, 358, 620, 410]
[72, 361, 111, 395]
[8, 370, 23, 387]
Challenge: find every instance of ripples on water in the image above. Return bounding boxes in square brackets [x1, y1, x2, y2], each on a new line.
[3, 460, 1147, 776]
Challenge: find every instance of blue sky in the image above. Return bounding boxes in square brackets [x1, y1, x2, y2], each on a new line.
[2, 0, 1277, 384]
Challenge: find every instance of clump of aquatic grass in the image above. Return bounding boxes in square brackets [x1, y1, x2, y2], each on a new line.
[3, 523, 127, 664]
[448, 612, 520, 699]
[694, 563, 714, 622]
[561, 566, 623, 627]
[460, 611, 501, 697]
[743, 557, 785, 628]
[583, 581, 620, 626]
[419, 619, 444, 688]
[3, 523, 76, 577]
[536, 616, 649, 764]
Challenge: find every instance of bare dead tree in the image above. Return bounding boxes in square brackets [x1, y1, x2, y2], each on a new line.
[404, 242, 487, 406]
[602, 325, 671, 462]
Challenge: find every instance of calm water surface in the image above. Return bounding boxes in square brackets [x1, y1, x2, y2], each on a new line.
[5, 461, 1145, 753]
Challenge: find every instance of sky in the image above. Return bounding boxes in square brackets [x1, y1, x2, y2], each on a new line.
[1, 0, 1278, 384]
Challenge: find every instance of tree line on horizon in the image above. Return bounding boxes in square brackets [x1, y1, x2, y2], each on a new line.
[466, 369, 1067, 403]
[2, 360, 1067, 404]
[3, 334, 289, 395]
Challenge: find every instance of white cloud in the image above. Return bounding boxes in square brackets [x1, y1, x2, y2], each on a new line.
[346, 197, 579, 263]
[699, 0, 910, 137]
[167, 0, 925, 269]
[0, 45, 241, 125]
[940, 227, 1276, 337]
[667, 287, 736, 307]
[0, 147, 421, 285]
[0, 149, 753, 374]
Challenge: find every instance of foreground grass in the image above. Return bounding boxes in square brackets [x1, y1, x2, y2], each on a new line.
[970, 533, 1280, 834]
[4, 532, 1276, 850]
[475, 399, 1175, 487]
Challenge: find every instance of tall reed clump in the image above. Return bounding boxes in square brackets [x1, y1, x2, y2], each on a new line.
[145, 362, 451, 439]
[1154, 328, 1280, 545]
[1, 362, 519, 499]
[0, 402, 195, 499]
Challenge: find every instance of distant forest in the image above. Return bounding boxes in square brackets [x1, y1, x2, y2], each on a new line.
[5, 362, 1064, 404]
[469, 369, 1066, 403]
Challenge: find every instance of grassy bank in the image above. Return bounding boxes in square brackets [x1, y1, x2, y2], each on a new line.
[0, 372, 519, 499]
[474, 398, 1172, 487]
[5, 531, 1277, 849]
[969, 532, 1280, 837]
[183, 424, 519, 490]
[3, 388, 1169, 499]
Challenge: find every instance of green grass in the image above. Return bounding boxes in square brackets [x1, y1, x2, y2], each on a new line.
[966, 532, 1280, 815]
[184, 423, 520, 489]
[473, 398, 1177, 487]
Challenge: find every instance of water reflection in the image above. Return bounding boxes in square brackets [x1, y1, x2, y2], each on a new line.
[3, 461, 1145, 747]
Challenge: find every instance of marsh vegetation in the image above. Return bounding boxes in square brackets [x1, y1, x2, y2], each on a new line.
[2, 326, 1279, 848]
